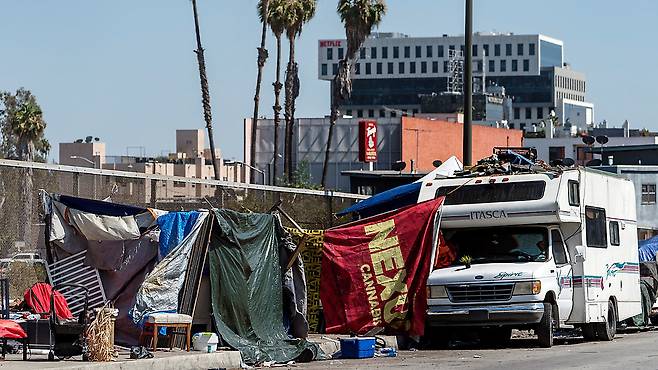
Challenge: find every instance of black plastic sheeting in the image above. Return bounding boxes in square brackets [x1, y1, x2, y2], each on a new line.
[208, 209, 321, 365]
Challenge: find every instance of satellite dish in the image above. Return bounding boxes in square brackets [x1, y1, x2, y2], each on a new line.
[581, 136, 595, 145]
[391, 161, 407, 172]
[432, 160, 443, 168]
[596, 135, 609, 145]
[586, 159, 602, 167]
[563, 158, 576, 167]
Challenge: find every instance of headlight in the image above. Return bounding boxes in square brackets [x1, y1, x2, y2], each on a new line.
[428, 285, 448, 299]
[513, 280, 541, 295]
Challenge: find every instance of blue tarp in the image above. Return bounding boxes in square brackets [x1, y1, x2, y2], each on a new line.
[336, 182, 422, 218]
[639, 236, 658, 262]
[57, 194, 147, 216]
[156, 211, 201, 259]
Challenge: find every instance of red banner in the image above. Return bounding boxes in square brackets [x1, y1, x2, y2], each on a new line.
[358, 120, 378, 162]
[320, 197, 444, 336]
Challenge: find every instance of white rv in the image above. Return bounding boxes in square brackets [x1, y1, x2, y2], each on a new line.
[421, 168, 641, 347]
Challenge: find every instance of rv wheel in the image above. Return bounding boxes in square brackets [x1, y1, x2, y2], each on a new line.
[536, 303, 554, 348]
[595, 301, 617, 341]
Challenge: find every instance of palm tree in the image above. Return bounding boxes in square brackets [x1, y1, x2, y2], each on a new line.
[250, 0, 270, 184]
[259, 0, 286, 186]
[321, 0, 386, 187]
[190, 0, 220, 180]
[282, 0, 316, 183]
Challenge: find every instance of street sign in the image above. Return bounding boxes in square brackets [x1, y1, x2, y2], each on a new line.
[358, 120, 378, 163]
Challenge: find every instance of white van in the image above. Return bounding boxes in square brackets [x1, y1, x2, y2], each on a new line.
[420, 168, 641, 347]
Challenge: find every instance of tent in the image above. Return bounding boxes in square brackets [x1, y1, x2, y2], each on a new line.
[639, 236, 658, 262]
[42, 193, 319, 364]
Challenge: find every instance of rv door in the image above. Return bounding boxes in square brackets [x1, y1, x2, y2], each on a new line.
[552, 229, 573, 320]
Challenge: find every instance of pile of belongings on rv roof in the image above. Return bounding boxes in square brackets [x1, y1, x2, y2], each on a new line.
[453, 148, 569, 178]
[42, 192, 321, 365]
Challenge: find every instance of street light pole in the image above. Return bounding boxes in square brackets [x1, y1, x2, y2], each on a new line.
[463, 0, 473, 166]
[70, 155, 97, 199]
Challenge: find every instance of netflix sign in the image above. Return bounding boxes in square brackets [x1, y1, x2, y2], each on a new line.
[319, 40, 343, 48]
[358, 120, 378, 163]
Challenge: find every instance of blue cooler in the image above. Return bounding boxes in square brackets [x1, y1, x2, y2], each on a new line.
[340, 337, 376, 359]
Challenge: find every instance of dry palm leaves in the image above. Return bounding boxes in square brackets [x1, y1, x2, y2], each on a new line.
[86, 302, 118, 362]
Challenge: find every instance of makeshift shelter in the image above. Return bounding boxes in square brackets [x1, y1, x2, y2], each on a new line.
[42, 193, 319, 364]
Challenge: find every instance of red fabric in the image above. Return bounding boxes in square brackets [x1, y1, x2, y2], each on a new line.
[23, 283, 74, 320]
[0, 319, 27, 339]
[321, 197, 444, 337]
[433, 232, 458, 270]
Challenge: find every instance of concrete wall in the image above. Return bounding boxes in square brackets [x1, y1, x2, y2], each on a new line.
[401, 117, 523, 172]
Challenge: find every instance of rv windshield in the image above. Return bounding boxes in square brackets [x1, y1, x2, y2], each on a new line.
[445, 227, 549, 265]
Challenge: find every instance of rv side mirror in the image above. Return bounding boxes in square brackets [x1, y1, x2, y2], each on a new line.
[575, 245, 586, 262]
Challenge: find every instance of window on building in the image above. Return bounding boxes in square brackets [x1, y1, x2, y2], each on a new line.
[399, 62, 405, 74]
[549, 146, 565, 162]
[482, 44, 489, 56]
[404, 46, 410, 58]
[500, 60, 506, 72]
[376, 62, 382, 74]
[517, 43, 524, 56]
[387, 62, 394, 74]
[365, 62, 371, 75]
[449, 44, 455, 52]
[421, 61, 427, 74]
[575, 146, 593, 164]
[415, 45, 422, 58]
[368, 109, 374, 118]
[523, 59, 530, 72]
[412, 109, 419, 115]
[410, 62, 416, 74]
[488, 60, 495, 73]
[443, 61, 448, 73]
[551, 230, 569, 265]
[338, 47, 344, 60]
[371, 47, 377, 59]
[525, 107, 532, 119]
[360, 47, 366, 59]
[568, 180, 580, 206]
[506, 43, 512, 56]
[426, 45, 433, 58]
[332, 63, 338, 75]
[390, 110, 397, 118]
[460, 44, 465, 53]
[327, 48, 333, 60]
[512, 59, 518, 72]
[642, 184, 657, 205]
[537, 107, 544, 119]
[382, 46, 388, 59]
[529, 43, 536, 56]
[393, 46, 399, 58]
[432, 61, 439, 73]
[609, 221, 620, 246]
[509, 123, 515, 129]
[520, 123, 526, 130]
[357, 110, 364, 118]
[346, 109, 352, 116]
[476, 60, 483, 72]
[438, 45, 444, 57]
[586, 207, 607, 248]
[514, 107, 520, 120]
[473, 44, 478, 57]
[379, 109, 386, 118]
[494, 44, 501, 56]
[355, 63, 361, 75]
[321, 64, 328, 76]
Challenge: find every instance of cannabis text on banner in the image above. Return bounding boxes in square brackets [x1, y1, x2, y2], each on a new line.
[320, 197, 444, 336]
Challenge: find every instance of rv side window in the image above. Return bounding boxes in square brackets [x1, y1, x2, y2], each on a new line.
[609, 221, 620, 246]
[435, 181, 545, 205]
[568, 180, 580, 206]
[551, 230, 568, 265]
[585, 207, 607, 248]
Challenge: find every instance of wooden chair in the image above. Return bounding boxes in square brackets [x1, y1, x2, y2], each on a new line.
[139, 313, 192, 352]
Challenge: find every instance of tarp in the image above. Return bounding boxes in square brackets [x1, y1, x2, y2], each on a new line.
[131, 212, 208, 325]
[156, 211, 201, 259]
[56, 194, 146, 217]
[639, 236, 658, 262]
[24, 283, 74, 320]
[208, 209, 320, 365]
[336, 182, 422, 218]
[321, 197, 444, 337]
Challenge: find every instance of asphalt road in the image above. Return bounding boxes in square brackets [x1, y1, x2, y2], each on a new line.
[295, 329, 658, 370]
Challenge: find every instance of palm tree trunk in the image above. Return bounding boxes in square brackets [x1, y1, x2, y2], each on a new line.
[191, 0, 220, 180]
[321, 80, 338, 188]
[250, 0, 269, 184]
[272, 35, 283, 186]
[284, 37, 298, 183]
[21, 140, 33, 249]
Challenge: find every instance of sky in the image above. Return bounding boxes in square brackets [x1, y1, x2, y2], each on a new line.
[2, 1, 657, 162]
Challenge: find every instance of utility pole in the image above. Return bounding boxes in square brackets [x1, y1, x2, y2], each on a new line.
[463, 0, 473, 166]
[191, 0, 221, 180]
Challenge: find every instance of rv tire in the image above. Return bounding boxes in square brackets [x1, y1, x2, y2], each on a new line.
[536, 302, 554, 348]
[595, 300, 617, 341]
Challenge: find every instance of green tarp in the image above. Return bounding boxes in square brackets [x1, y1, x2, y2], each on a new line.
[208, 209, 321, 364]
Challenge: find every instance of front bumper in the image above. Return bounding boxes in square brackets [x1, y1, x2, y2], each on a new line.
[426, 302, 545, 327]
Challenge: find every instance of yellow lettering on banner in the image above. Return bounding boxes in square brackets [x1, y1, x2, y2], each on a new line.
[371, 247, 404, 276]
[361, 264, 381, 325]
[383, 292, 408, 323]
[376, 269, 408, 300]
[364, 220, 399, 252]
